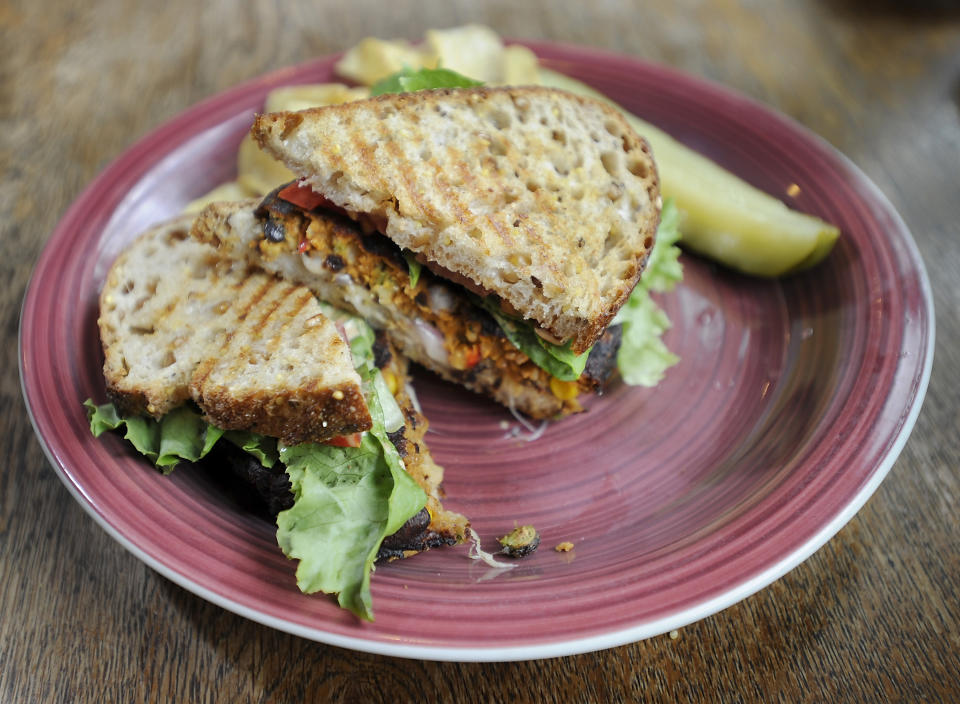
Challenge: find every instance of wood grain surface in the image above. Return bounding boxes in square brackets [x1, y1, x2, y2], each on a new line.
[3, 0, 959, 701]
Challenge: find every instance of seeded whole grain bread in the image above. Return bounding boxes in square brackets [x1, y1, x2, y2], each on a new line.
[203, 333, 470, 556]
[191, 200, 612, 419]
[251, 86, 661, 354]
[98, 215, 371, 445]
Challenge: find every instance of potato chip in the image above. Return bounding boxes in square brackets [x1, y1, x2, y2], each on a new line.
[336, 26, 542, 87]
[423, 25, 505, 84]
[335, 37, 431, 86]
[500, 45, 541, 85]
[264, 83, 369, 113]
[183, 181, 256, 214]
[236, 136, 296, 196]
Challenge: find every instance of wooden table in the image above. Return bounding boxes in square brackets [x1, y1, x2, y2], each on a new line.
[3, 1, 959, 701]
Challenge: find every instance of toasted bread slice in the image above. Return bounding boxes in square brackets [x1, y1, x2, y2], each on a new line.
[204, 333, 469, 556]
[251, 86, 661, 354]
[191, 200, 621, 418]
[98, 215, 371, 444]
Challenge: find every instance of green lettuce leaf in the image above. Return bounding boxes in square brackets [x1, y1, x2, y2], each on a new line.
[85, 303, 425, 620]
[614, 292, 679, 386]
[272, 301, 424, 619]
[613, 198, 683, 386]
[222, 431, 278, 468]
[316, 301, 405, 432]
[370, 367, 405, 433]
[471, 295, 589, 381]
[275, 368, 425, 620]
[370, 67, 483, 96]
[640, 196, 683, 294]
[403, 251, 422, 288]
[85, 400, 225, 474]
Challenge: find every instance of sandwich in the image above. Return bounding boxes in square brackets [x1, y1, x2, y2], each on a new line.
[191, 83, 668, 418]
[86, 214, 468, 619]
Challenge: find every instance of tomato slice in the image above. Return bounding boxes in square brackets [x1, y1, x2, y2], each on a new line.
[277, 182, 331, 212]
[325, 433, 363, 448]
[465, 345, 482, 369]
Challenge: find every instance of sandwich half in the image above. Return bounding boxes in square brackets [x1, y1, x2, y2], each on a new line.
[98, 214, 371, 444]
[194, 85, 660, 417]
[87, 214, 468, 619]
[192, 196, 625, 419]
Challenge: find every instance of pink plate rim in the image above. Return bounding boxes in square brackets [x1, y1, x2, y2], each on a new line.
[19, 41, 934, 661]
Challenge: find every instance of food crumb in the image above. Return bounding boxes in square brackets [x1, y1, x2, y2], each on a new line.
[555, 541, 575, 552]
[498, 525, 540, 558]
[786, 183, 801, 197]
[669, 630, 679, 640]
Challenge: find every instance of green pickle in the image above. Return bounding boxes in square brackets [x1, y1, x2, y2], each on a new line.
[538, 69, 840, 277]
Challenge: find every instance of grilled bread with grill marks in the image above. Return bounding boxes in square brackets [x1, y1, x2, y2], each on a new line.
[251, 86, 661, 354]
[191, 199, 622, 418]
[98, 215, 371, 445]
[98, 215, 468, 554]
[202, 332, 470, 557]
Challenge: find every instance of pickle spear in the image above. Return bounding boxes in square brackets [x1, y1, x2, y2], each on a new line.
[538, 69, 839, 277]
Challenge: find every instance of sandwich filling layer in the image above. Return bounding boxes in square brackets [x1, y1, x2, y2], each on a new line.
[193, 191, 623, 418]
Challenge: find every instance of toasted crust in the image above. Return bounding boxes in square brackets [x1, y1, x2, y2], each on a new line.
[98, 215, 371, 443]
[192, 200, 598, 419]
[186, 279, 371, 446]
[252, 86, 661, 354]
[206, 340, 469, 555]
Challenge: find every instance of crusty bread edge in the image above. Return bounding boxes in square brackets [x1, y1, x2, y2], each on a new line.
[192, 376, 372, 447]
[251, 86, 661, 354]
[98, 215, 198, 419]
[100, 210, 373, 443]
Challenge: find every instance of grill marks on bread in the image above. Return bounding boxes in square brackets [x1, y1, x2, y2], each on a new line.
[252, 86, 661, 354]
[188, 274, 370, 446]
[191, 200, 618, 419]
[98, 216, 371, 444]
